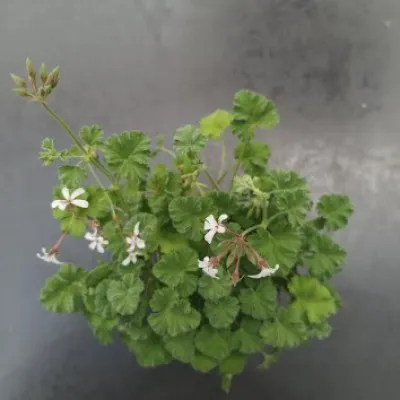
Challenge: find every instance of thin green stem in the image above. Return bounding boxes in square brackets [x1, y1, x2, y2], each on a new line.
[218, 140, 226, 182]
[87, 163, 117, 218]
[42, 103, 115, 183]
[229, 161, 241, 192]
[204, 169, 221, 191]
[158, 147, 176, 158]
[264, 211, 287, 227]
[241, 224, 262, 237]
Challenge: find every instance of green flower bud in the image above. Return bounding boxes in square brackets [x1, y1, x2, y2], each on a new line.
[44, 85, 52, 95]
[12, 88, 30, 97]
[45, 66, 60, 89]
[38, 86, 46, 97]
[40, 63, 48, 84]
[25, 57, 36, 85]
[10, 73, 27, 88]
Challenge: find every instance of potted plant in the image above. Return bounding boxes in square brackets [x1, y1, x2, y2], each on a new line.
[11, 58, 353, 392]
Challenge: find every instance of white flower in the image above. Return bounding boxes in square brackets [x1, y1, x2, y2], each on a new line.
[84, 229, 109, 254]
[126, 222, 145, 252]
[248, 264, 279, 279]
[204, 214, 228, 244]
[51, 187, 89, 211]
[122, 251, 139, 266]
[36, 247, 64, 265]
[198, 256, 219, 279]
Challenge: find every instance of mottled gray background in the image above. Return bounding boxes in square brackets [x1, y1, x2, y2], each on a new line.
[1, 0, 399, 399]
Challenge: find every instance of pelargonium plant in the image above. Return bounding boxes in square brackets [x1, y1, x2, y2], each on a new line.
[12, 59, 353, 392]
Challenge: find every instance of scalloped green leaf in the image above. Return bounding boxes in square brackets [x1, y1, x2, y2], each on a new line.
[107, 272, 144, 316]
[164, 332, 196, 363]
[195, 326, 235, 362]
[86, 313, 118, 345]
[200, 109, 232, 139]
[40, 264, 87, 313]
[288, 276, 336, 323]
[173, 125, 206, 157]
[234, 318, 264, 354]
[79, 125, 104, 146]
[239, 279, 277, 320]
[104, 131, 151, 181]
[317, 194, 353, 231]
[304, 234, 346, 279]
[259, 307, 307, 348]
[204, 297, 239, 329]
[234, 141, 271, 176]
[169, 196, 216, 241]
[231, 90, 279, 140]
[198, 271, 232, 301]
[191, 353, 217, 373]
[275, 189, 312, 227]
[219, 353, 247, 376]
[58, 165, 87, 187]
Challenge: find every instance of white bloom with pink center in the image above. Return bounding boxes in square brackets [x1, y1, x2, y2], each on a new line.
[204, 214, 228, 244]
[36, 247, 64, 265]
[198, 256, 219, 279]
[248, 264, 279, 279]
[126, 222, 145, 252]
[51, 187, 89, 211]
[84, 229, 109, 254]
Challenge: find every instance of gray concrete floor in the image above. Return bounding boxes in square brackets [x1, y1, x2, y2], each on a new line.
[1, 0, 400, 398]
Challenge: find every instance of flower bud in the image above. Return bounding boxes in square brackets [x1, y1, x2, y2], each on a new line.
[44, 85, 52, 96]
[38, 86, 46, 97]
[10, 73, 27, 88]
[25, 57, 36, 87]
[40, 63, 48, 84]
[45, 66, 60, 89]
[12, 88, 30, 97]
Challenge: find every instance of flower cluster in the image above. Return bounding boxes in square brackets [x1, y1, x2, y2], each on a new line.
[122, 222, 145, 266]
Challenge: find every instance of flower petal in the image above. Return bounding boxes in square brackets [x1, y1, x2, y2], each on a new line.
[85, 231, 96, 241]
[204, 229, 216, 244]
[136, 238, 146, 249]
[89, 241, 97, 250]
[62, 187, 70, 200]
[70, 187, 85, 199]
[203, 267, 219, 279]
[247, 270, 265, 279]
[204, 215, 217, 230]
[71, 199, 89, 208]
[122, 255, 131, 266]
[51, 200, 68, 210]
[96, 244, 105, 254]
[134, 222, 140, 235]
[218, 214, 228, 224]
[217, 225, 226, 234]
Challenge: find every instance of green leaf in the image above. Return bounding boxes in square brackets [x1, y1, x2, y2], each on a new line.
[231, 90, 279, 140]
[275, 190, 312, 227]
[79, 125, 104, 146]
[234, 318, 264, 354]
[304, 234, 346, 279]
[148, 288, 201, 337]
[288, 276, 337, 323]
[191, 353, 217, 373]
[259, 307, 307, 348]
[308, 320, 332, 340]
[58, 165, 87, 187]
[93, 280, 118, 319]
[199, 109, 232, 139]
[107, 272, 144, 316]
[195, 326, 235, 361]
[239, 279, 277, 320]
[221, 374, 233, 394]
[39, 137, 60, 166]
[234, 141, 271, 176]
[204, 297, 239, 329]
[169, 196, 215, 241]
[85, 263, 115, 287]
[260, 169, 308, 194]
[173, 125, 206, 157]
[219, 353, 247, 376]
[317, 194, 353, 231]
[164, 332, 196, 363]
[86, 313, 118, 345]
[122, 334, 172, 367]
[258, 350, 280, 370]
[153, 248, 198, 290]
[249, 226, 302, 275]
[60, 213, 87, 237]
[198, 271, 232, 301]
[40, 264, 87, 313]
[158, 232, 188, 254]
[104, 131, 151, 181]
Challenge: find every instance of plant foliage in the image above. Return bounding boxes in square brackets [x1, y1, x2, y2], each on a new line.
[13, 61, 353, 393]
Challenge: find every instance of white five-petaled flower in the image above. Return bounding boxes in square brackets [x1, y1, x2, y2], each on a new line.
[122, 251, 139, 266]
[198, 256, 219, 279]
[84, 229, 109, 254]
[36, 247, 64, 265]
[248, 264, 280, 279]
[204, 214, 228, 244]
[51, 187, 89, 211]
[126, 222, 145, 252]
